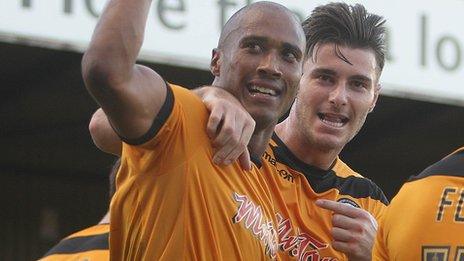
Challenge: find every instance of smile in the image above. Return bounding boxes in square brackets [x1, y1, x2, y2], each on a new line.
[248, 85, 279, 96]
[317, 113, 349, 128]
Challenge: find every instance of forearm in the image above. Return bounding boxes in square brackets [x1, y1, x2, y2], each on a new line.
[82, 0, 152, 96]
[81, 0, 168, 139]
[192, 86, 208, 98]
[194, 86, 240, 105]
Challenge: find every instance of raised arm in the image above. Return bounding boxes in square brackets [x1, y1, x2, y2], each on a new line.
[82, 0, 166, 141]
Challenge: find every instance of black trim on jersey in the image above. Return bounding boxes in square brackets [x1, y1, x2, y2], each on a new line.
[43, 232, 109, 256]
[121, 81, 175, 145]
[408, 149, 464, 182]
[271, 133, 389, 205]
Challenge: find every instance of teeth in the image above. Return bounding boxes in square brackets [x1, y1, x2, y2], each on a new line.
[250, 85, 276, 96]
[321, 118, 344, 127]
[319, 114, 346, 128]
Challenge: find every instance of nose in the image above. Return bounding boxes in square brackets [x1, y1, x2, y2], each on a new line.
[257, 51, 282, 79]
[329, 83, 348, 107]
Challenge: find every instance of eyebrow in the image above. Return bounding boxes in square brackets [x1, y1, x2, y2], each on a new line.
[239, 35, 267, 44]
[349, 75, 372, 84]
[311, 68, 337, 76]
[240, 36, 303, 57]
[312, 68, 373, 83]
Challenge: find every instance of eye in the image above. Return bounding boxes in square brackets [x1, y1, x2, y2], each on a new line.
[282, 49, 299, 63]
[351, 80, 368, 90]
[317, 74, 334, 84]
[244, 42, 263, 53]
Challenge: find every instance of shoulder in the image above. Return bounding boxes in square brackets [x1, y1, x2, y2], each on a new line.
[41, 224, 109, 259]
[123, 83, 208, 147]
[65, 224, 110, 239]
[333, 158, 389, 205]
[332, 158, 363, 178]
[408, 147, 464, 182]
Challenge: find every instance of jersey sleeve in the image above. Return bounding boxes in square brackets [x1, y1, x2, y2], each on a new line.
[119, 83, 211, 177]
[366, 180, 389, 222]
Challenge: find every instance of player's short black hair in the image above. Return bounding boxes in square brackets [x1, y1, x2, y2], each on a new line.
[302, 2, 386, 72]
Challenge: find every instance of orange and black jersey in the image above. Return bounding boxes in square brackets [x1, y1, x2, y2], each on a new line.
[110, 83, 279, 260]
[40, 223, 109, 261]
[261, 134, 389, 260]
[373, 147, 464, 261]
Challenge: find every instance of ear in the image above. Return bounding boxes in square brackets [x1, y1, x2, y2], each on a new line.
[369, 83, 381, 113]
[210, 48, 221, 77]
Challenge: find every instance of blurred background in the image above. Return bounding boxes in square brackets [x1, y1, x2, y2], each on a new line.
[1, 0, 463, 260]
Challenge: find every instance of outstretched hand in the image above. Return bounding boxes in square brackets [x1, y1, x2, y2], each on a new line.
[196, 86, 255, 170]
[316, 199, 377, 261]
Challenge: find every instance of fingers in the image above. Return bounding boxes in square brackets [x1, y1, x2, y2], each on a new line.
[332, 230, 374, 261]
[212, 114, 254, 166]
[238, 150, 252, 171]
[332, 213, 361, 230]
[209, 107, 255, 168]
[202, 87, 255, 169]
[316, 199, 376, 261]
[332, 241, 354, 257]
[331, 213, 372, 259]
[221, 118, 254, 166]
[316, 199, 363, 218]
[207, 103, 239, 164]
[211, 114, 237, 164]
[331, 226, 354, 242]
[206, 107, 223, 139]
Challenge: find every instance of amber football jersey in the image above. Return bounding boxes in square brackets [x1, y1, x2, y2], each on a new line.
[260, 134, 389, 261]
[110, 84, 279, 260]
[40, 223, 109, 261]
[373, 147, 464, 261]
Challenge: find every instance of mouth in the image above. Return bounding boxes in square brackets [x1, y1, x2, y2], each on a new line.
[317, 113, 349, 128]
[248, 85, 278, 96]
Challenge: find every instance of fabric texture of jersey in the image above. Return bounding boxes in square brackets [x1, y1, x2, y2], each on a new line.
[260, 133, 389, 260]
[40, 223, 109, 261]
[110, 84, 279, 260]
[373, 147, 464, 261]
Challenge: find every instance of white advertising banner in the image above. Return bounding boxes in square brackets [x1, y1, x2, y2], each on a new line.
[1, 0, 463, 105]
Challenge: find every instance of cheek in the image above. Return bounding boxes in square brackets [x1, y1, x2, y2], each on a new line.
[293, 68, 304, 84]
[299, 84, 324, 102]
[352, 98, 374, 119]
[283, 63, 303, 81]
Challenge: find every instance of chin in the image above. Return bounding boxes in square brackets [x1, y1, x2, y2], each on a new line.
[252, 113, 278, 129]
[311, 135, 345, 152]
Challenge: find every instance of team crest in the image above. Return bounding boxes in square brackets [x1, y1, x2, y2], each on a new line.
[337, 198, 360, 208]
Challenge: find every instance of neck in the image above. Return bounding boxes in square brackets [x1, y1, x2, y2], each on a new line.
[98, 211, 110, 224]
[248, 125, 275, 159]
[275, 118, 341, 170]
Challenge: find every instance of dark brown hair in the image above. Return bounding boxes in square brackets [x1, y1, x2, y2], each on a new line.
[302, 2, 386, 72]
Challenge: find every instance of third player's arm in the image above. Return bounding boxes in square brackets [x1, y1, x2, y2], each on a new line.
[82, 0, 166, 141]
[88, 85, 256, 169]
